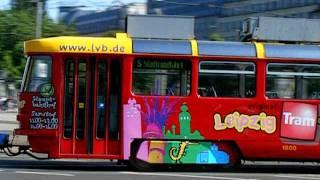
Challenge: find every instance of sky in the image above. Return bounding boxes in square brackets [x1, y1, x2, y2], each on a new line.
[0, 0, 146, 20]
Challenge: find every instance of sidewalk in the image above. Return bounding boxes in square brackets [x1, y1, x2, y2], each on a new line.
[0, 110, 18, 133]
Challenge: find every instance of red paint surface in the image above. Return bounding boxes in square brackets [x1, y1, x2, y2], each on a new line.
[15, 53, 320, 161]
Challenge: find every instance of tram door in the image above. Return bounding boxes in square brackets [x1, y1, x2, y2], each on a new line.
[61, 57, 121, 157]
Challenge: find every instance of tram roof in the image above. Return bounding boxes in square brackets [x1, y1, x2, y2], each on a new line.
[24, 33, 320, 60]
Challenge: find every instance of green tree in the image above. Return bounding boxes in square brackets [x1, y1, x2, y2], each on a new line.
[0, 8, 77, 78]
[102, 30, 124, 37]
[11, 0, 45, 14]
[209, 32, 224, 41]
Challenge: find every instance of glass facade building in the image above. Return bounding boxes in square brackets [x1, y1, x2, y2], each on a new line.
[59, 3, 146, 36]
[148, 0, 320, 41]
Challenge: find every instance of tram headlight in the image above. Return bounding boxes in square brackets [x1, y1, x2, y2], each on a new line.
[18, 120, 21, 129]
[17, 100, 26, 110]
[16, 114, 21, 129]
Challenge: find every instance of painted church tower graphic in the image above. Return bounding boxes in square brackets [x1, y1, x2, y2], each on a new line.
[164, 104, 229, 164]
[164, 104, 202, 139]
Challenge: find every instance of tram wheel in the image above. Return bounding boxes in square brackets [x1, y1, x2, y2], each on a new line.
[219, 142, 242, 169]
[129, 157, 153, 171]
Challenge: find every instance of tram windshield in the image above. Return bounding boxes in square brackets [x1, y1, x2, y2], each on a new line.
[22, 56, 52, 92]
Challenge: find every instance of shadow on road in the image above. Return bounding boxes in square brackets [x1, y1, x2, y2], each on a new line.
[0, 159, 130, 171]
[236, 164, 320, 174]
[0, 159, 320, 173]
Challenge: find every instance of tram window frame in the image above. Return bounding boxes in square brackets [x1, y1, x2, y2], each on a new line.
[63, 59, 74, 139]
[132, 58, 191, 96]
[21, 56, 31, 92]
[266, 63, 320, 99]
[198, 61, 256, 98]
[23, 56, 52, 92]
[76, 60, 87, 139]
[96, 60, 107, 139]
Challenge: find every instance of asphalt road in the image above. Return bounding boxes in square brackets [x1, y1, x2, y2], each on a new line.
[1, 154, 320, 180]
[2, 112, 320, 179]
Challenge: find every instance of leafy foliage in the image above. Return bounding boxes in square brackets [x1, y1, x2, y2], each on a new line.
[0, 6, 77, 78]
[102, 30, 124, 37]
[209, 32, 224, 41]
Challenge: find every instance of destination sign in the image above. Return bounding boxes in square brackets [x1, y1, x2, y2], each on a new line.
[134, 59, 189, 70]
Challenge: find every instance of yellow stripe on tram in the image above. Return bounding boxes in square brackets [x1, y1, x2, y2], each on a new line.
[254, 42, 265, 59]
[190, 40, 198, 56]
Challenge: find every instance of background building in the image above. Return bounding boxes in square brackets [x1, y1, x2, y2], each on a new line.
[59, 3, 146, 36]
[59, 0, 320, 41]
[215, 0, 320, 41]
[148, 0, 320, 41]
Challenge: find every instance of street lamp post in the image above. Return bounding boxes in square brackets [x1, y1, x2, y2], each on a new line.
[32, 0, 43, 38]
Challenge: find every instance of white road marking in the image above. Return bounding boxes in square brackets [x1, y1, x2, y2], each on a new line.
[15, 171, 74, 177]
[0, 169, 4, 172]
[120, 171, 259, 180]
[273, 175, 320, 180]
[304, 175, 320, 177]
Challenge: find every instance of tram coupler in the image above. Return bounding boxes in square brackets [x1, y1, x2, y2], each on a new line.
[0, 132, 31, 157]
[0, 133, 9, 149]
[0, 133, 48, 160]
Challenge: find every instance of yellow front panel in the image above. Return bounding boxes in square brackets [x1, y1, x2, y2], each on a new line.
[25, 34, 132, 54]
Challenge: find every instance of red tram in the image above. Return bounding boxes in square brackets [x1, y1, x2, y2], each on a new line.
[7, 31, 320, 169]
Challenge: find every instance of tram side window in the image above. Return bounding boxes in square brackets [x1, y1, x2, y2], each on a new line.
[64, 60, 74, 138]
[23, 56, 52, 92]
[132, 58, 191, 96]
[198, 61, 256, 98]
[266, 63, 320, 99]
